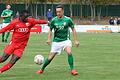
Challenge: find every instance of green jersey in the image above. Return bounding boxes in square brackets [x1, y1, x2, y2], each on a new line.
[50, 16, 74, 42]
[1, 9, 13, 23]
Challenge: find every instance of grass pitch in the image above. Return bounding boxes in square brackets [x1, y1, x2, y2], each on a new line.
[0, 33, 120, 80]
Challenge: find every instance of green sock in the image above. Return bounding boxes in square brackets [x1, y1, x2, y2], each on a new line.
[41, 58, 51, 70]
[68, 54, 74, 70]
[2, 32, 5, 40]
[5, 32, 10, 40]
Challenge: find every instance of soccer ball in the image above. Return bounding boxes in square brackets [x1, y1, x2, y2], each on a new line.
[34, 55, 44, 65]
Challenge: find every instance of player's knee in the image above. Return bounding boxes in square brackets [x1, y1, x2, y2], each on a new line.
[10, 58, 20, 64]
[65, 47, 72, 55]
[48, 56, 54, 61]
[48, 53, 56, 60]
[0, 57, 5, 63]
[0, 58, 7, 63]
[0, 59, 6, 63]
[0, 53, 9, 63]
[68, 53, 72, 56]
[10, 56, 20, 64]
[66, 50, 72, 55]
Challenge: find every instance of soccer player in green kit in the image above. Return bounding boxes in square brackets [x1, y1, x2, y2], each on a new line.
[37, 5, 79, 76]
[1, 4, 13, 42]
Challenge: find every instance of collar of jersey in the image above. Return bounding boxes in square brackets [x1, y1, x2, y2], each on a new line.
[57, 16, 65, 20]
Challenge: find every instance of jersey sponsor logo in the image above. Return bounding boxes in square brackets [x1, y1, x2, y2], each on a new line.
[17, 28, 29, 32]
[60, 26, 64, 30]
[7, 13, 12, 16]
[55, 24, 65, 30]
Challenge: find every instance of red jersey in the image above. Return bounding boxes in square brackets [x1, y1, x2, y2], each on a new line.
[0, 18, 47, 45]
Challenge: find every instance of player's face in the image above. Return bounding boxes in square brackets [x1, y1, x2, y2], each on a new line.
[6, 5, 11, 10]
[21, 13, 29, 22]
[56, 8, 64, 18]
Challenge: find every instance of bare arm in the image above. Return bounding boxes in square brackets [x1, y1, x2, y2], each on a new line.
[72, 28, 79, 47]
[46, 27, 52, 45]
[0, 23, 14, 34]
[1, 14, 12, 18]
[1, 15, 9, 18]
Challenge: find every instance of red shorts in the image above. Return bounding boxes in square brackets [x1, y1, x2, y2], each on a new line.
[4, 41, 26, 58]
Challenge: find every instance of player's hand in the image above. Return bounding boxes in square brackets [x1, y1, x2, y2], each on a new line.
[46, 40, 52, 45]
[3, 15, 8, 18]
[4, 15, 10, 17]
[47, 21, 50, 26]
[74, 40, 79, 47]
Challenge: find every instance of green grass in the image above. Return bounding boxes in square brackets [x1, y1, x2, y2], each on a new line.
[0, 33, 120, 80]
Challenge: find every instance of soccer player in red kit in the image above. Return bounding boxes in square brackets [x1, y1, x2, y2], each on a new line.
[0, 10, 48, 73]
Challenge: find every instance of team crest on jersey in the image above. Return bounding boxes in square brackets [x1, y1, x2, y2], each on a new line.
[56, 26, 59, 28]
[26, 23, 30, 27]
[16, 24, 19, 27]
[63, 22, 66, 26]
[55, 23, 59, 28]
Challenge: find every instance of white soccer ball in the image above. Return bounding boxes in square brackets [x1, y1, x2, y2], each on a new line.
[34, 55, 44, 65]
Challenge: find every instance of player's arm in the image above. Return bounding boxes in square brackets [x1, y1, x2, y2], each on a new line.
[10, 11, 14, 20]
[28, 18, 48, 28]
[69, 18, 79, 47]
[36, 20, 48, 24]
[72, 28, 79, 47]
[0, 22, 15, 34]
[1, 15, 8, 18]
[32, 18, 48, 25]
[46, 20, 54, 45]
[46, 27, 52, 45]
[1, 10, 7, 18]
[1, 11, 10, 18]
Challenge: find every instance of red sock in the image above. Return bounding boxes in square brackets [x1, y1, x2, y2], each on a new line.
[0, 62, 13, 73]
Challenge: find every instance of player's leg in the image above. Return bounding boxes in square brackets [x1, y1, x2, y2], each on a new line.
[5, 32, 10, 42]
[2, 32, 5, 42]
[37, 42, 62, 74]
[0, 54, 20, 73]
[65, 46, 74, 69]
[42, 52, 57, 70]
[1, 23, 8, 42]
[0, 42, 15, 63]
[0, 42, 18, 73]
[36, 52, 57, 74]
[65, 46, 78, 75]
[64, 40, 78, 75]
[0, 53, 10, 63]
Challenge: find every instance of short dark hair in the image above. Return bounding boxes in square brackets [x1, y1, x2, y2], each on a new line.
[56, 5, 64, 10]
[6, 4, 11, 6]
[19, 10, 29, 17]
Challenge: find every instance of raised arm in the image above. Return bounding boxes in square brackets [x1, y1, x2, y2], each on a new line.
[0, 22, 15, 34]
[35, 20, 48, 24]
[29, 18, 48, 25]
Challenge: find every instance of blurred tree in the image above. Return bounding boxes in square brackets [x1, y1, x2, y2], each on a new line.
[1, 0, 120, 19]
